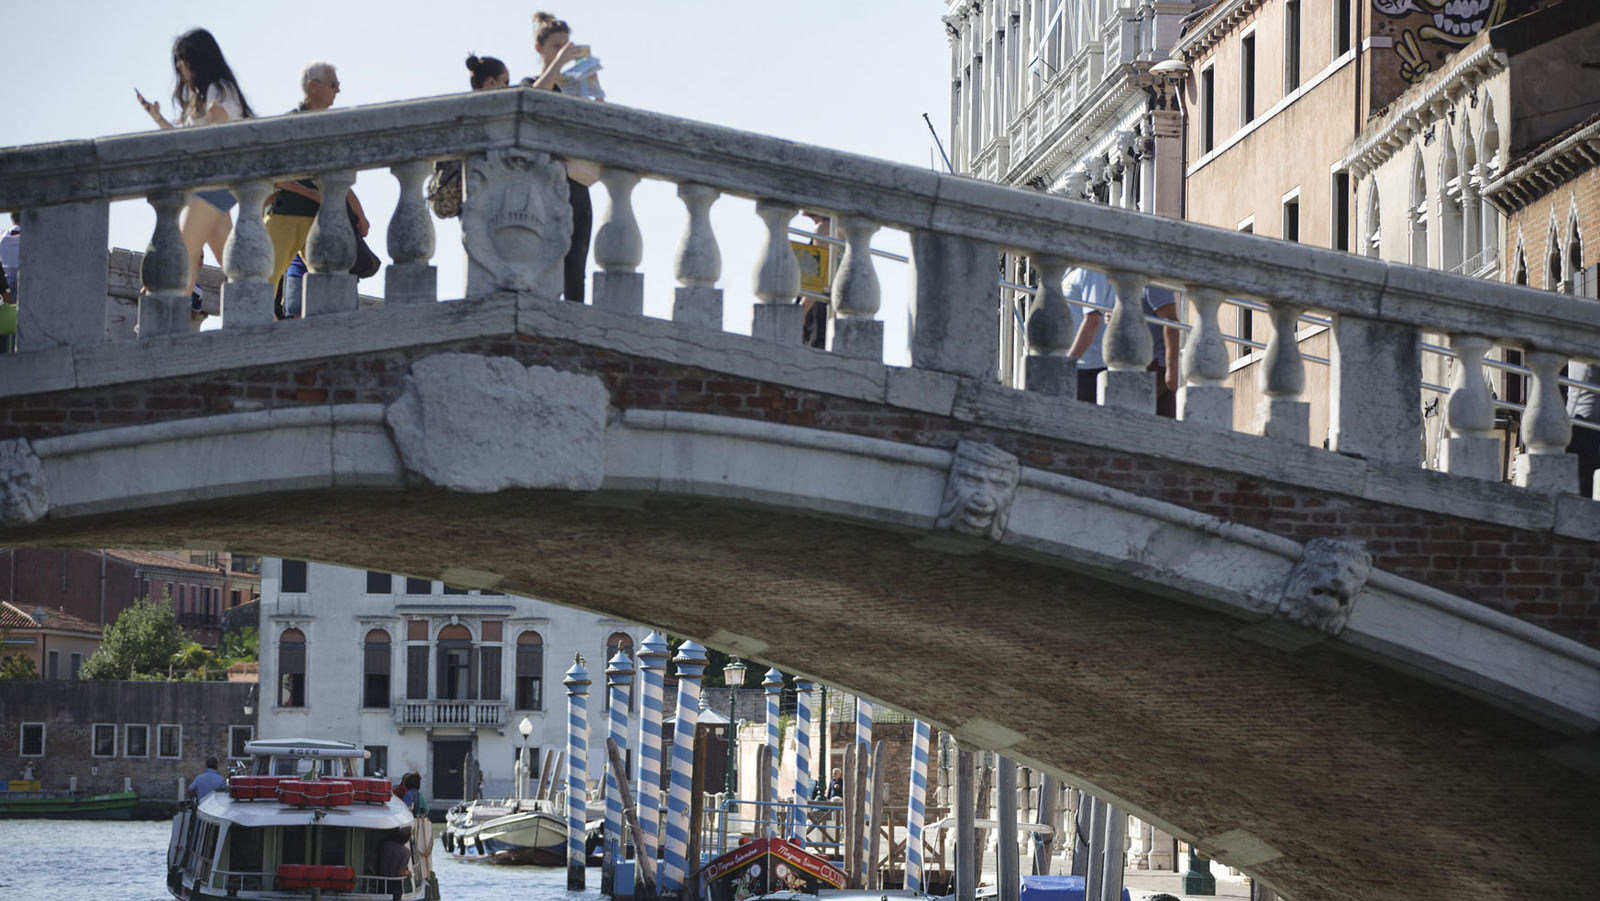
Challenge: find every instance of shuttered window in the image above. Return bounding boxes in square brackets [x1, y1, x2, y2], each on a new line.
[406, 645, 429, 699]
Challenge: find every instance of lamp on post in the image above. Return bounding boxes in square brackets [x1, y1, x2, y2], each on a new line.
[722, 658, 748, 795]
[517, 715, 534, 808]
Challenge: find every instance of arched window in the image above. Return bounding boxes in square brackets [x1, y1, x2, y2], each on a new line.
[515, 631, 544, 711]
[278, 628, 306, 708]
[1439, 139, 1463, 272]
[1480, 106, 1502, 262]
[1409, 151, 1429, 266]
[1566, 212, 1583, 294]
[362, 629, 391, 709]
[436, 624, 475, 702]
[1546, 225, 1564, 291]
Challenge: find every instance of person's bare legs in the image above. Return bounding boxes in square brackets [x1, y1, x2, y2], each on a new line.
[178, 197, 226, 290]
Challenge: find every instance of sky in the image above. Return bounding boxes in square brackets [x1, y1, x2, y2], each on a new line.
[2, 0, 954, 360]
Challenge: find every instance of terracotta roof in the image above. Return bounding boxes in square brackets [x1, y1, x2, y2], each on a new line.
[0, 601, 103, 635]
[105, 549, 227, 575]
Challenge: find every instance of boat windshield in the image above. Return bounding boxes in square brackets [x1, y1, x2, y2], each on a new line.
[257, 756, 359, 778]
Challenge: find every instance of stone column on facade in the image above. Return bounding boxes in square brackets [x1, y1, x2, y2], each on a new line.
[592, 167, 645, 315]
[386, 160, 438, 304]
[829, 215, 885, 361]
[1441, 333, 1500, 480]
[136, 190, 193, 339]
[1257, 302, 1311, 444]
[219, 180, 277, 328]
[672, 183, 723, 328]
[1514, 349, 1579, 492]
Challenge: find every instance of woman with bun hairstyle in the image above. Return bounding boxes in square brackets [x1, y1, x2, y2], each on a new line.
[466, 53, 509, 90]
[135, 28, 254, 308]
[527, 11, 598, 303]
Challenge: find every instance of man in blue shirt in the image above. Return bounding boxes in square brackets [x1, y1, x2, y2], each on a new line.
[1064, 267, 1181, 417]
[189, 757, 226, 801]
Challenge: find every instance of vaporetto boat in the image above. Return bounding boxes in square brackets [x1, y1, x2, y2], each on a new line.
[166, 738, 438, 900]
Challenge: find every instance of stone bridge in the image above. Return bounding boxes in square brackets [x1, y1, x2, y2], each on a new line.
[2, 89, 1598, 900]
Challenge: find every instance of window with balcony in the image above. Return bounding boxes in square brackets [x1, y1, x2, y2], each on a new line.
[515, 631, 544, 711]
[481, 621, 503, 702]
[406, 621, 429, 700]
[363, 629, 391, 708]
[437, 624, 477, 701]
[278, 628, 306, 708]
[281, 560, 308, 594]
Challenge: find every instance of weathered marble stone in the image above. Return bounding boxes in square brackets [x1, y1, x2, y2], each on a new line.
[0, 439, 48, 526]
[384, 353, 608, 493]
[935, 441, 1020, 541]
[1277, 538, 1372, 635]
[462, 149, 571, 299]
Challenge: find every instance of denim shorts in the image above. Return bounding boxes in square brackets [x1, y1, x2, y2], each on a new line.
[193, 188, 237, 213]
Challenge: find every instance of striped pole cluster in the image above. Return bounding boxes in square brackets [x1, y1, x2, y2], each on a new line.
[762, 668, 783, 838]
[605, 650, 635, 884]
[661, 640, 707, 897]
[635, 632, 669, 885]
[792, 679, 814, 840]
[905, 719, 931, 893]
[855, 697, 875, 872]
[564, 657, 592, 890]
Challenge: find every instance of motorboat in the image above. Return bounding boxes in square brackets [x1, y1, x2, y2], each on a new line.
[702, 837, 848, 901]
[439, 796, 568, 865]
[166, 738, 437, 900]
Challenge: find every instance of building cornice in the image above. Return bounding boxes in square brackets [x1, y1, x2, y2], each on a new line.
[1007, 64, 1153, 188]
[1344, 41, 1506, 179]
[1484, 118, 1600, 215]
[1172, 0, 1268, 63]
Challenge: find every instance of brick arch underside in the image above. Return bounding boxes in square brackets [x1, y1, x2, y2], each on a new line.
[11, 487, 1596, 901]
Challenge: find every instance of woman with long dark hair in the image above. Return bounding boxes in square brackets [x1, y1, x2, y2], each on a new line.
[135, 28, 254, 308]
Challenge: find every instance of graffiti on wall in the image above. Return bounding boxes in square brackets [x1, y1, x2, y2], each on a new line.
[1373, 0, 1509, 84]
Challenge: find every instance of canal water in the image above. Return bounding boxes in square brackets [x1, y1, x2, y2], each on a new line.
[0, 818, 607, 900]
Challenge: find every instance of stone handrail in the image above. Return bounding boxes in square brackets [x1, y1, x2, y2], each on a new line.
[2, 86, 1597, 496]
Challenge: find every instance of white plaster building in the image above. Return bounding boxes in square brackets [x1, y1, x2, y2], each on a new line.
[256, 558, 644, 807]
[943, 0, 1194, 385]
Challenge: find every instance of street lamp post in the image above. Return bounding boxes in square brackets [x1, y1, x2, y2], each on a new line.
[518, 715, 534, 809]
[722, 659, 748, 796]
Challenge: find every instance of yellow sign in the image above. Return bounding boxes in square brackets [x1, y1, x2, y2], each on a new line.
[7, 779, 41, 791]
[791, 242, 832, 295]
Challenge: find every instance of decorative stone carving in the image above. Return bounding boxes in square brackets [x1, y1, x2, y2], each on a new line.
[1276, 538, 1372, 636]
[462, 149, 572, 299]
[0, 439, 48, 527]
[935, 441, 1020, 541]
[384, 353, 609, 494]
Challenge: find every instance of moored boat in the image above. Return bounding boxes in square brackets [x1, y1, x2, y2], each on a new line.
[702, 837, 848, 901]
[166, 738, 437, 901]
[439, 797, 568, 865]
[0, 785, 138, 819]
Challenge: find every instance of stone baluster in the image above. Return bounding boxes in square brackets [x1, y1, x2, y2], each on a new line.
[137, 190, 193, 338]
[1101, 269, 1155, 411]
[302, 169, 359, 317]
[219, 180, 277, 328]
[15, 198, 112, 350]
[830, 215, 884, 361]
[751, 200, 803, 343]
[1440, 334, 1499, 480]
[593, 167, 644, 315]
[1178, 286, 1233, 427]
[385, 160, 436, 304]
[672, 182, 722, 328]
[910, 231, 1000, 380]
[1514, 350, 1578, 493]
[1257, 301, 1310, 444]
[1330, 314, 1422, 465]
[1024, 254, 1075, 396]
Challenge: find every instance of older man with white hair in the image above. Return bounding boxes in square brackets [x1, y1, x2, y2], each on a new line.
[265, 61, 369, 317]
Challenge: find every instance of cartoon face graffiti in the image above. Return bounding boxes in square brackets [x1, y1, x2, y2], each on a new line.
[1373, 0, 1508, 45]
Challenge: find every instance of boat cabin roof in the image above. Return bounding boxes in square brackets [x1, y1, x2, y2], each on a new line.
[244, 738, 368, 759]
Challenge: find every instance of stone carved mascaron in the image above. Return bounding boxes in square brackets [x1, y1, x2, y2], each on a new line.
[935, 441, 1021, 541]
[384, 353, 608, 494]
[462, 149, 572, 298]
[1276, 538, 1373, 636]
[0, 439, 47, 527]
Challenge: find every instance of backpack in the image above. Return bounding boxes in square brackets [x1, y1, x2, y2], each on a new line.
[425, 160, 462, 219]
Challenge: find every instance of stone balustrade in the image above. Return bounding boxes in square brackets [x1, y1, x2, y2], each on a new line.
[2, 86, 1598, 499]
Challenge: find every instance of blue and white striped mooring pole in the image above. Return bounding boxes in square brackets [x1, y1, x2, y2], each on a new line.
[604, 650, 634, 892]
[905, 720, 932, 893]
[636, 632, 669, 888]
[661, 640, 707, 898]
[564, 656, 592, 891]
[856, 698, 875, 874]
[763, 668, 783, 838]
[792, 680, 814, 841]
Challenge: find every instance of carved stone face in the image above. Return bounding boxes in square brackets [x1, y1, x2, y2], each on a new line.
[936, 442, 1020, 541]
[1279, 538, 1372, 634]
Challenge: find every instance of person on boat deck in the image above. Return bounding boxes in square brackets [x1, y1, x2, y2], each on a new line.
[402, 772, 429, 817]
[189, 757, 225, 800]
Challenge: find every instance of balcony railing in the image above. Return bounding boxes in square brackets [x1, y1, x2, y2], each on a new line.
[394, 699, 506, 728]
[0, 87, 1596, 501]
